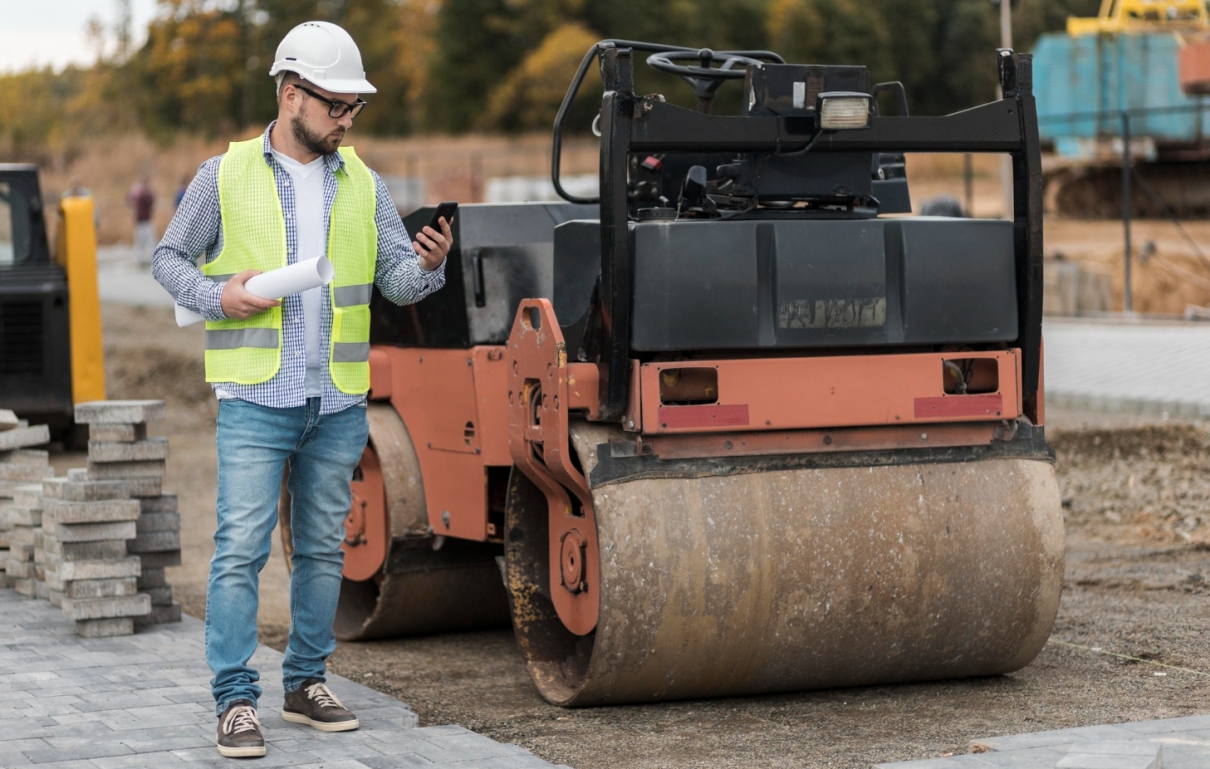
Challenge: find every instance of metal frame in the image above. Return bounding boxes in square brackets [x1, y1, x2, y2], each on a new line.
[566, 43, 1044, 424]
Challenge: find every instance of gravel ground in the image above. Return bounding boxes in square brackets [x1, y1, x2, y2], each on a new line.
[94, 303, 1210, 769]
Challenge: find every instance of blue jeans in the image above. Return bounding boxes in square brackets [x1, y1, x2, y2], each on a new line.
[207, 397, 368, 715]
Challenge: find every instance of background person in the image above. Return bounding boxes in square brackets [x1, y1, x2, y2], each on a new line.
[129, 175, 155, 266]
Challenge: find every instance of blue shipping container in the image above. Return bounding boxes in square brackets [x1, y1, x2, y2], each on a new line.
[1032, 31, 1209, 155]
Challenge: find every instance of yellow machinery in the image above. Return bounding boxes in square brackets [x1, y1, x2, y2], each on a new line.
[1068, 0, 1209, 36]
[0, 165, 105, 437]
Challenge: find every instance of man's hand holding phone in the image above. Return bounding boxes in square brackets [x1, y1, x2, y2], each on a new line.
[415, 201, 457, 271]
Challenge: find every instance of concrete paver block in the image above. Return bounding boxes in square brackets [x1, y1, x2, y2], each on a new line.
[88, 439, 169, 463]
[58, 557, 142, 581]
[88, 424, 148, 443]
[56, 521, 138, 544]
[8, 507, 42, 526]
[139, 495, 177, 514]
[134, 602, 182, 626]
[11, 485, 43, 508]
[45, 539, 129, 561]
[47, 499, 142, 524]
[126, 531, 180, 553]
[137, 550, 182, 568]
[66, 578, 138, 600]
[140, 585, 173, 605]
[61, 594, 151, 621]
[136, 568, 166, 589]
[0, 449, 49, 466]
[75, 618, 136, 638]
[0, 464, 53, 482]
[73, 400, 165, 425]
[0, 426, 51, 452]
[86, 461, 166, 481]
[136, 513, 180, 534]
[46, 476, 161, 502]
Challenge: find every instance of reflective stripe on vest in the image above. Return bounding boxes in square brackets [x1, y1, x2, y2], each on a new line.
[201, 138, 377, 393]
[333, 283, 372, 307]
[206, 328, 279, 350]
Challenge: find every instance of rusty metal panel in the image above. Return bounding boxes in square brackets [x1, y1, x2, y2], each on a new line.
[639, 351, 1021, 435]
[387, 348, 488, 541]
[471, 346, 512, 466]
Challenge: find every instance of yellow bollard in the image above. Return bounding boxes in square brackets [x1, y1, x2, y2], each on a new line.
[55, 196, 106, 405]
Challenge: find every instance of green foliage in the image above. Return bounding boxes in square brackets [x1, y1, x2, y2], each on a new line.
[0, 0, 1100, 151]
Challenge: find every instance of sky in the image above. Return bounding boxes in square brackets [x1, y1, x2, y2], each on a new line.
[0, 0, 159, 73]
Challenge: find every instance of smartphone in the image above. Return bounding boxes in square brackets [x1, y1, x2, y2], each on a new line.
[426, 201, 458, 232]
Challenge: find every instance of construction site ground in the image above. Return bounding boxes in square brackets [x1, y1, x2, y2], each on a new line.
[85, 257, 1210, 768]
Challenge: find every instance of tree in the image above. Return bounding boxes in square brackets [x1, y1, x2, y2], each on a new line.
[481, 22, 601, 132]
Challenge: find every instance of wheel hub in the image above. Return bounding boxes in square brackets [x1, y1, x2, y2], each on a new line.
[559, 529, 588, 594]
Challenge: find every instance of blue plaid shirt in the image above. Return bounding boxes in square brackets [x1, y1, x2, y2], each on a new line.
[152, 123, 445, 414]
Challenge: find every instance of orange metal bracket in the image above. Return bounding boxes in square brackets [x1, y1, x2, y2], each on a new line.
[507, 299, 600, 636]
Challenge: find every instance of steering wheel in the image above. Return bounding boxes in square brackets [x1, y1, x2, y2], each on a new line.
[646, 48, 765, 112]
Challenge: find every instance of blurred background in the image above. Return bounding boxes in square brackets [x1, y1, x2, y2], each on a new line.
[11, 0, 1210, 318]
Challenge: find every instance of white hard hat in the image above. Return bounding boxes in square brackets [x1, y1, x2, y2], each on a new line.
[269, 21, 376, 94]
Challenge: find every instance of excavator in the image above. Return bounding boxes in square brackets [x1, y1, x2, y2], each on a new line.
[0, 166, 104, 438]
[280, 40, 1063, 707]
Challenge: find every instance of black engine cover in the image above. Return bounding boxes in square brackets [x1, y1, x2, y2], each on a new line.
[555, 217, 1018, 353]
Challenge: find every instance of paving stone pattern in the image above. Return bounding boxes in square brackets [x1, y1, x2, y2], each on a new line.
[0, 589, 565, 768]
[877, 715, 1210, 768]
[1044, 319, 1210, 416]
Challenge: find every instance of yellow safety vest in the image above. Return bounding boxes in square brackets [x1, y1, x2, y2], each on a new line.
[202, 137, 377, 395]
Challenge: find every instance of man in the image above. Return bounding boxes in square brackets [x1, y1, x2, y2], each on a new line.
[152, 21, 453, 759]
[129, 176, 155, 266]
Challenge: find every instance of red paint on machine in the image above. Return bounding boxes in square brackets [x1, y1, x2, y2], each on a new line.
[914, 394, 1003, 419]
[659, 404, 751, 429]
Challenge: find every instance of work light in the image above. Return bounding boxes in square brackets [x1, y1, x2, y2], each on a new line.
[816, 92, 872, 130]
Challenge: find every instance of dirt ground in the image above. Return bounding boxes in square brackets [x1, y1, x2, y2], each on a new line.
[86, 302, 1210, 769]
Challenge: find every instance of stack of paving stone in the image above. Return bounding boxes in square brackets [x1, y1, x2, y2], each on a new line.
[76, 400, 182, 627]
[41, 472, 148, 636]
[1, 408, 54, 596]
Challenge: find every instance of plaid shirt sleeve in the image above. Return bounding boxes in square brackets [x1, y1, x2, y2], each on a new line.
[370, 170, 447, 304]
[151, 157, 229, 322]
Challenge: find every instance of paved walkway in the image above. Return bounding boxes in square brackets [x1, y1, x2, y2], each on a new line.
[877, 714, 1210, 767]
[0, 589, 563, 768]
[1045, 318, 1210, 417]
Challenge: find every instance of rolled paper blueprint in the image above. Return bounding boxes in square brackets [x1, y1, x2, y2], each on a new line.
[174, 257, 336, 327]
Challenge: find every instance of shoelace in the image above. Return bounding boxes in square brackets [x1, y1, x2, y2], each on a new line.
[224, 705, 260, 736]
[304, 682, 345, 710]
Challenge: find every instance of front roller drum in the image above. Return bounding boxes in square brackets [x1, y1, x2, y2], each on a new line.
[279, 403, 510, 641]
[505, 422, 1064, 706]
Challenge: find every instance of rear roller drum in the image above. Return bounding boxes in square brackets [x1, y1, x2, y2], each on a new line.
[279, 403, 510, 641]
[505, 420, 1064, 706]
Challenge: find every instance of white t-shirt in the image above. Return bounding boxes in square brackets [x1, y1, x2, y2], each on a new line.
[271, 148, 326, 398]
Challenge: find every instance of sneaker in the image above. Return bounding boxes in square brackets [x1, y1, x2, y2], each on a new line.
[216, 699, 266, 758]
[282, 678, 360, 732]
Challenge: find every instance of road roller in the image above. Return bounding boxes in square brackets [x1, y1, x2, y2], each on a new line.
[281, 40, 1063, 707]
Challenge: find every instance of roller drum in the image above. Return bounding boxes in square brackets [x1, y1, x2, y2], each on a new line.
[507, 422, 1064, 706]
[281, 403, 510, 641]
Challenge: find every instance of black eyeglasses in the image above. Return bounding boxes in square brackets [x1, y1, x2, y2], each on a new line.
[295, 84, 367, 119]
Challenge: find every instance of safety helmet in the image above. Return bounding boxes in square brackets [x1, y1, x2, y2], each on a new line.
[269, 21, 376, 94]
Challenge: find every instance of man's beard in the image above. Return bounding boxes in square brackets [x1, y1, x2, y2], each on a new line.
[291, 115, 344, 155]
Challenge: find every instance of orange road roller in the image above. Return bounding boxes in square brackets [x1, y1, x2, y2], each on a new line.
[280, 40, 1063, 707]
